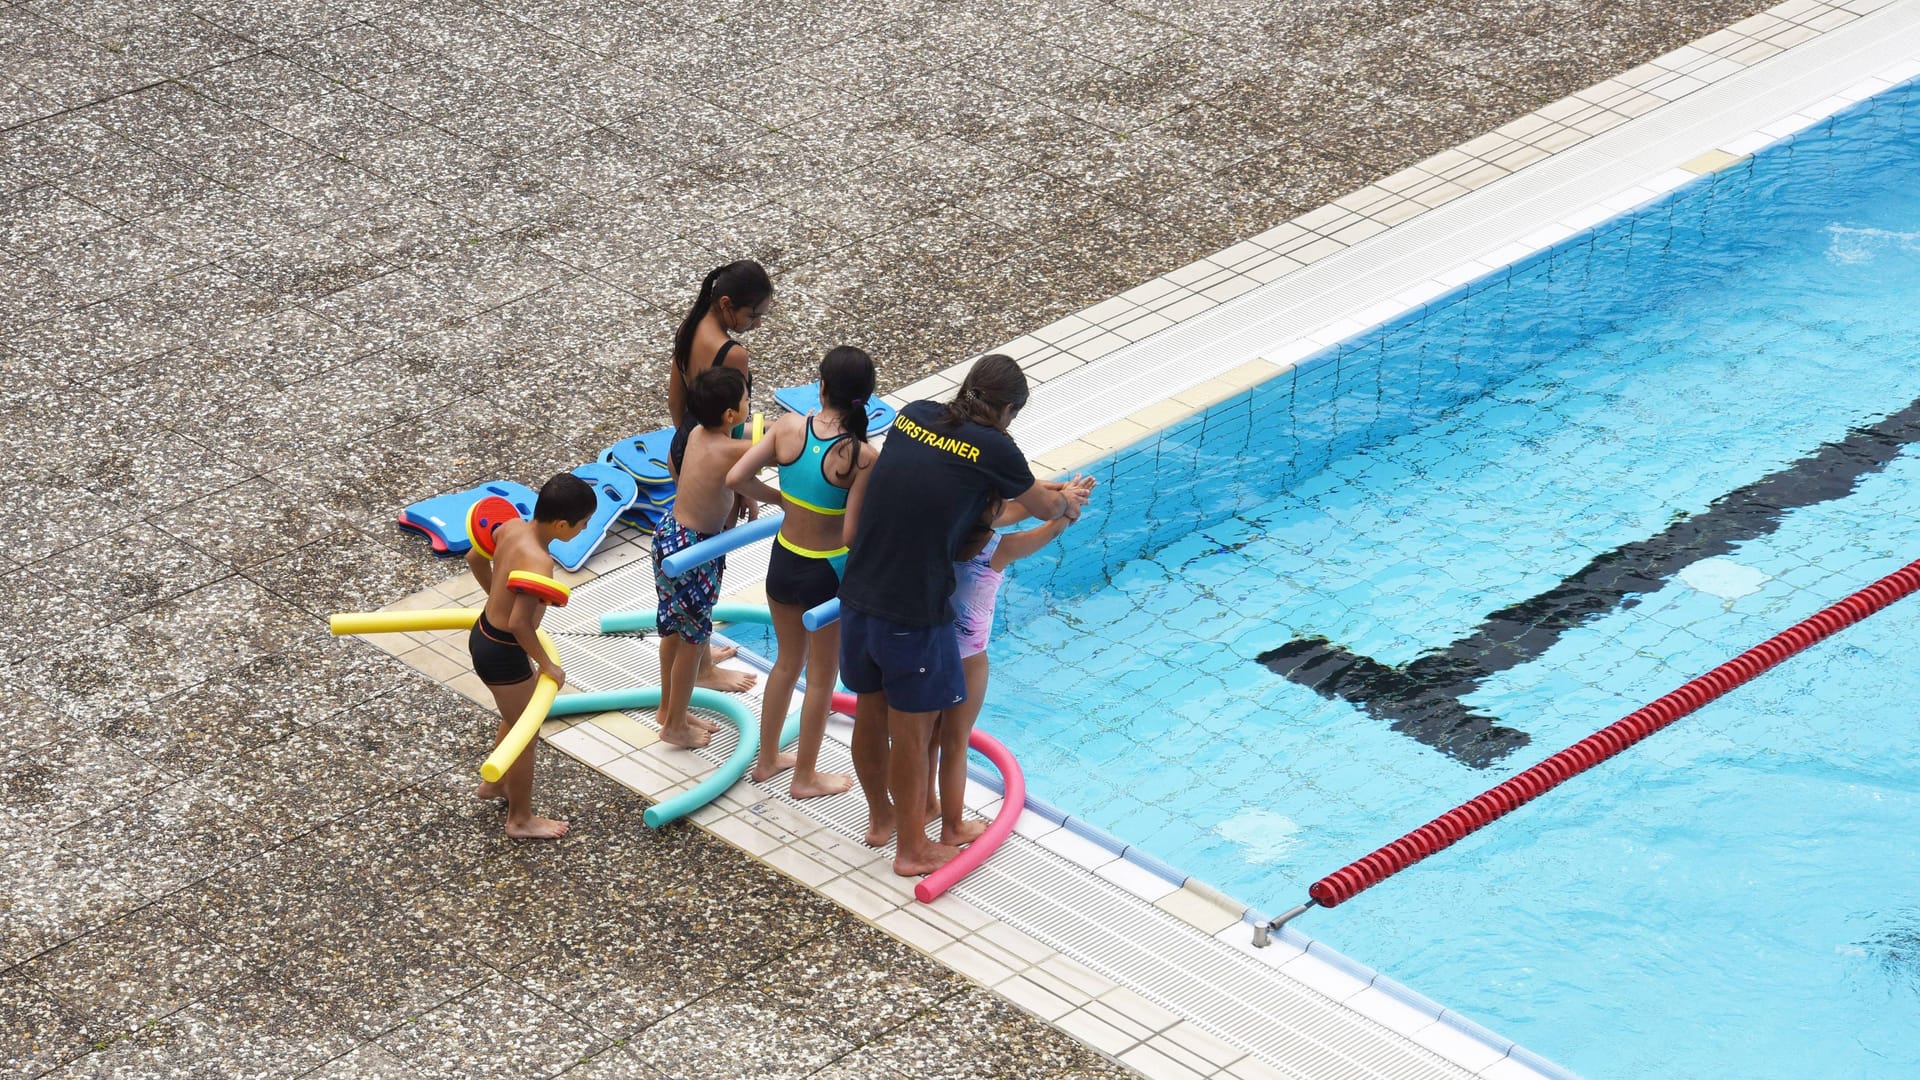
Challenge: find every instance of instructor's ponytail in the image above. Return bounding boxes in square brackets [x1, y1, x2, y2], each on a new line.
[941, 353, 1029, 432]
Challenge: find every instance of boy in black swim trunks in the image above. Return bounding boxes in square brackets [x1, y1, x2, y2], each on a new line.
[466, 472, 593, 839]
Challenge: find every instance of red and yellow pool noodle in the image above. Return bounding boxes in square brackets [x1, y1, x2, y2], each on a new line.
[328, 606, 560, 784]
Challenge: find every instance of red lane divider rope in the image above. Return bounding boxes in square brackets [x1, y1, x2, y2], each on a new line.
[1308, 557, 1920, 910]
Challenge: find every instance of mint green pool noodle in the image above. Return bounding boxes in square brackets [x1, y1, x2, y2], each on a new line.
[546, 686, 798, 828]
[599, 603, 775, 634]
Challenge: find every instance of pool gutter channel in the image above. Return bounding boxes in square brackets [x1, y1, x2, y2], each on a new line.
[952, 756, 1573, 1080]
[370, 4, 1920, 1079]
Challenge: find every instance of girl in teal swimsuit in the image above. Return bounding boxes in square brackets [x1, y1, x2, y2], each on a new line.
[727, 346, 878, 799]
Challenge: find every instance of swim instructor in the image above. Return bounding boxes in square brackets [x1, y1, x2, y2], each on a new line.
[839, 353, 1089, 876]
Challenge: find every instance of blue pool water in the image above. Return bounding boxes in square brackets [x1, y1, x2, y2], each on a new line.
[980, 80, 1920, 1077]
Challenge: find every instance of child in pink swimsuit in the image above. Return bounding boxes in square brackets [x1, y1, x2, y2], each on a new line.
[931, 475, 1095, 845]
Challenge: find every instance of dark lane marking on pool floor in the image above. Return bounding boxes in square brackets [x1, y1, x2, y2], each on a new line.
[1260, 391, 1920, 769]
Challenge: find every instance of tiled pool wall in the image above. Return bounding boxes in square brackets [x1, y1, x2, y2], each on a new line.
[1028, 70, 1920, 609]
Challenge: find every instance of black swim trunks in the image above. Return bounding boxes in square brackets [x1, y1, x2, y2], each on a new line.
[468, 610, 533, 685]
[765, 539, 842, 611]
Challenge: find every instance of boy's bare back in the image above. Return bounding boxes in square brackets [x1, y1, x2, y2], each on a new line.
[675, 426, 753, 535]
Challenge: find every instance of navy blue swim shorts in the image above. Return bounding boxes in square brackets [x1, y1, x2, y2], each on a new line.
[838, 607, 966, 714]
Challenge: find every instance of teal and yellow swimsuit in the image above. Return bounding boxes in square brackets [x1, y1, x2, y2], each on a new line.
[765, 416, 852, 610]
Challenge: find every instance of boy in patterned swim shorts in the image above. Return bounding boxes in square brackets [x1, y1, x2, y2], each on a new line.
[653, 365, 757, 748]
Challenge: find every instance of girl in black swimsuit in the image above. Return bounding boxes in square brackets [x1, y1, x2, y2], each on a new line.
[664, 260, 774, 697]
[667, 260, 773, 430]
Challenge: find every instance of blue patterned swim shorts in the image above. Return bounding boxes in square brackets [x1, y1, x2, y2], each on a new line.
[653, 512, 724, 645]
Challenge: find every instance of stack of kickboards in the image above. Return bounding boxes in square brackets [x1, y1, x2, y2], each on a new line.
[396, 426, 675, 572]
[395, 386, 898, 573]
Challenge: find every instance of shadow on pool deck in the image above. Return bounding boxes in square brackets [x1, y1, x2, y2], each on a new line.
[1, 0, 1775, 1075]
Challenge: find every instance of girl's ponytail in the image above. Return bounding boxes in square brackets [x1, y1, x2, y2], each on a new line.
[672, 260, 773, 374]
[672, 265, 725, 375]
[819, 345, 876, 485]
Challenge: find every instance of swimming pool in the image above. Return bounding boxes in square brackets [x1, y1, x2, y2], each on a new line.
[976, 77, 1920, 1078]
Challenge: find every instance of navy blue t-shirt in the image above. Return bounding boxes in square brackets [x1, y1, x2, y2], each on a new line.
[839, 400, 1036, 626]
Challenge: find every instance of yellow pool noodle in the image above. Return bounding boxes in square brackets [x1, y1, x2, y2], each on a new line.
[479, 629, 561, 784]
[751, 411, 764, 443]
[329, 608, 481, 636]
[327, 606, 560, 783]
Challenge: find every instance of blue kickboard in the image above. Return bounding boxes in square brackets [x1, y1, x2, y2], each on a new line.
[599, 448, 673, 507]
[619, 500, 667, 533]
[397, 481, 536, 557]
[772, 383, 897, 435]
[602, 428, 676, 487]
[549, 461, 640, 572]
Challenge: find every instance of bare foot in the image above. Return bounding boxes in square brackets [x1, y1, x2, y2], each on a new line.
[790, 770, 854, 800]
[689, 713, 721, 733]
[894, 842, 963, 877]
[474, 780, 506, 802]
[695, 666, 758, 693]
[707, 643, 737, 665]
[940, 818, 990, 846]
[750, 750, 798, 783]
[659, 724, 713, 749]
[863, 814, 895, 848]
[506, 815, 570, 839]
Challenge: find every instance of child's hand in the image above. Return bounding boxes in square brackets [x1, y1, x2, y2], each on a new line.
[1063, 475, 1092, 516]
[540, 662, 567, 689]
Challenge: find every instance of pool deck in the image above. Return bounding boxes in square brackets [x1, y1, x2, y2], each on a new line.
[2, 0, 1908, 1077]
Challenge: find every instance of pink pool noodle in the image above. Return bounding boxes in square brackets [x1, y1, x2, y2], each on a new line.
[829, 690, 1027, 903]
[916, 729, 1025, 904]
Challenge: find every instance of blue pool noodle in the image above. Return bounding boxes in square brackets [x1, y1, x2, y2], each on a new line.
[658, 514, 781, 577]
[546, 686, 799, 828]
[600, 603, 776, 634]
[802, 597, 839, 631]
